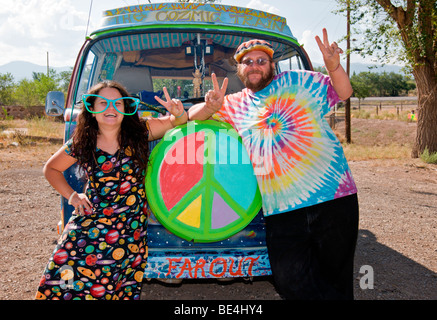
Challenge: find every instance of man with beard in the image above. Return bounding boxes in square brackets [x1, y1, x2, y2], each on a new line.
[188, 29, 359, 300]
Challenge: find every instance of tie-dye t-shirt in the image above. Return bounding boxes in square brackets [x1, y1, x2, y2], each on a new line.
[212, 70, 357, 216]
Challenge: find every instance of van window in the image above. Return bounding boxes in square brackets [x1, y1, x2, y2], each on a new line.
[75, 32, 307, 108]
[277, 54, 306, 73]
[76, 51, 97, 105]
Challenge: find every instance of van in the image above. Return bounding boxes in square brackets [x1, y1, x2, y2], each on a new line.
[45, 2, 313, 282]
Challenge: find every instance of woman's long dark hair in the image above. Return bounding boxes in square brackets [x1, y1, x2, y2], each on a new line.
[71, 80, 149, 174]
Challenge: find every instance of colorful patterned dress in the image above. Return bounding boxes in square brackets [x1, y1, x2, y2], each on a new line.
[36, 141, 148, 300]
[212, 70, 357, 216]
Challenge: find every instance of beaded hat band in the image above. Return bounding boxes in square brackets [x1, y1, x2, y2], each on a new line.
[234, 39, 274, 63]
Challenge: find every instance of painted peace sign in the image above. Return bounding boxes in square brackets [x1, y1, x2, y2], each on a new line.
[145, 120, 261, 242]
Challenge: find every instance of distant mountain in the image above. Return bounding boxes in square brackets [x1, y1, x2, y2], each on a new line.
[0, 61, 72, 81]
[1, 60, 405, 82]
[349, 62, 404, 74]
[312, 61, 404, 75]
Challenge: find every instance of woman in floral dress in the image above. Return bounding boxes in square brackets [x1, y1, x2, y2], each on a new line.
[36, 81, 187, 300]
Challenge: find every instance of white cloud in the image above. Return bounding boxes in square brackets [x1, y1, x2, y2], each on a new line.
[0, 0, 374, 68]
[0, 0, 89, 66]
[299, 30, 323, 65]
[246, 0, 280, 15]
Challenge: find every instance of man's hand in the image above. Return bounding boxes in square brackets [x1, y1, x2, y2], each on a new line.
[204, 73, 228, 113]
[315, 28, 343, 73]
[314, 28, 353, 100]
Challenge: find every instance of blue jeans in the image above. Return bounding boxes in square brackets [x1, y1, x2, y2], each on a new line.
[265, 194, 359, 300]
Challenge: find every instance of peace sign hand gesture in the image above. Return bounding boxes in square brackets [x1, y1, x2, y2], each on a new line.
[155, 87, 187, 126]
[204, 73, 228, 113]
[315, 28, 343, 73]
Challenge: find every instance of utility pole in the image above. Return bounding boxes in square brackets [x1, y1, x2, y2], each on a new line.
[345, 0, 351, 144]
[47, 51, 50, 77]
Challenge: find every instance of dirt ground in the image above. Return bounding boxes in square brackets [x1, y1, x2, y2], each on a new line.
[0, 117, 436, 300]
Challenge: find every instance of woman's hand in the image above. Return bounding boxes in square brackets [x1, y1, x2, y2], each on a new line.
[69, 192, 93, 216]
[155, 87, 187, 127]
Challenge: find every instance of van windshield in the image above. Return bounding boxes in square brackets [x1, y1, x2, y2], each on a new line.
[75, 31, 307, 110]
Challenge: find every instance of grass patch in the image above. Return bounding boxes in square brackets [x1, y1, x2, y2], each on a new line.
[0, 118, 63, 170]
[0, 117, 63, 140]
[342, 143, 412, 161]
[0, 117, 64, 158]
[27, 117, 65, 138]
[353, 109, 371, 119]
[420, 148, 437, 164]
[25, 116, 64, 138]
[351, 107, 415, 122]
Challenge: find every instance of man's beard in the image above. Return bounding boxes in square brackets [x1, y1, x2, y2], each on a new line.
[237, 65, 275, 92]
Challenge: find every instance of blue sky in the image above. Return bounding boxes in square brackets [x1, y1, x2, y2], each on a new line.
[0, 0, 362, 67]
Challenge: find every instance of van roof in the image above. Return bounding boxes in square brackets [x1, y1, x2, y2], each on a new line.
[92, 2, 298, 45]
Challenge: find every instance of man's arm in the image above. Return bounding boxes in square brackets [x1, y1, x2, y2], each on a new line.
[187, 102, 214, 121]
[327, 64, 353, 101]
[315, 28, 353, 101]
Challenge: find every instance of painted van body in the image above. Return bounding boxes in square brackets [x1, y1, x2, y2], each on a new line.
[45, 2, 313, 281]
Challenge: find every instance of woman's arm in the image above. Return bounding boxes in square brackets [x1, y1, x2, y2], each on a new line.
[43, 146, 92, 214]
[43, 146, 78, 199]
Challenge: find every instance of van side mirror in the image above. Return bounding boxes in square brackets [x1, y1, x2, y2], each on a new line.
[45, 91, 65, 116]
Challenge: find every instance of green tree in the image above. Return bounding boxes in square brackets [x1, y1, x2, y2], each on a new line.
[32, 70, 60, 104]
[58, 69, 73, 95]
[384, 72, 413, 96]
[0, 73, 15, 106]
[350, 72, 374, 105]
[351, 71, 415, 102]
[0, 68, 72, 107]
[336, 0, 437, 157]
[13, 78, 40, 107]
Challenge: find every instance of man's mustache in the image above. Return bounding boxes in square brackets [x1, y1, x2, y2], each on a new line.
[247, 70, 263, 75]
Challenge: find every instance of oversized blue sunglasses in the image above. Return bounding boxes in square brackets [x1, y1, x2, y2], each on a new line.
[82, 94, 140, 116]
